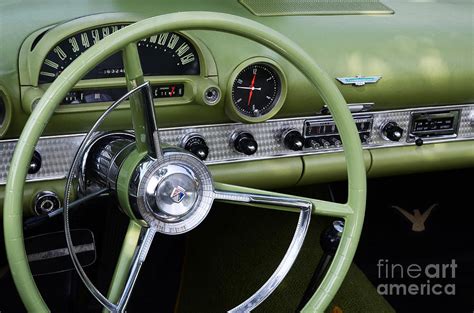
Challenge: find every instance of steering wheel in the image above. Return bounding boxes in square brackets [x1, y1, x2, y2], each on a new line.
[4, 12, 366, 313]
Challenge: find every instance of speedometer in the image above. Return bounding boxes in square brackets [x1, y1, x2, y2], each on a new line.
[38, 24, 200, 84]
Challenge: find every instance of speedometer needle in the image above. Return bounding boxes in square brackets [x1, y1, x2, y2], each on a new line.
[237, 86, 261, 91]
[247, 73, 257, 106]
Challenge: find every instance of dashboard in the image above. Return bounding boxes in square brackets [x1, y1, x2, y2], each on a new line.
[0, 1, 473, 213]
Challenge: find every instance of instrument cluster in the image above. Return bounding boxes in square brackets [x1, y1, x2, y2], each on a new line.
[39, 24, 200, 84]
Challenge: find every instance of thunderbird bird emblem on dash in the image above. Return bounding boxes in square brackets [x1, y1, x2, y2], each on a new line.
[170, 186, 186, 203]
[336, 75, 381, 86]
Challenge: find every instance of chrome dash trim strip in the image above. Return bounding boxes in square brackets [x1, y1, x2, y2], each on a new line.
[0, 103, 472, 185]
[214, 190, 312, 313]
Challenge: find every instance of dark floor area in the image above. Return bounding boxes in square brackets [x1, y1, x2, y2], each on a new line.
[332, 168, 474, 313]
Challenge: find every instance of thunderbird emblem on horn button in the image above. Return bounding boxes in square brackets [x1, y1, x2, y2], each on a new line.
[170, 186, 186, 203]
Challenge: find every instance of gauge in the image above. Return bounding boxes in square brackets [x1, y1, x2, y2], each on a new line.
[39, 24, 200, 84]
[0, 94, 5, 127]
[229, 61, 286, 122]
[62, 84, 185, 104]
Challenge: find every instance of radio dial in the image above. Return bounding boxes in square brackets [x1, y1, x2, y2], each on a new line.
[282, 129, 304, 151]
[381, 121, 403, 142]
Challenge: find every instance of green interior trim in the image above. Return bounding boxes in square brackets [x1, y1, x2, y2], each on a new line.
[0, 86, 12, 137]
[1, 2, 470, 140]
[104, 221, 142, 312]
[209, 157, 303, 189]
[116, 149, 147, 225]
[368, 140, 474, 177]
[299, 150, 372, 186]
[3, 12, 366, 312]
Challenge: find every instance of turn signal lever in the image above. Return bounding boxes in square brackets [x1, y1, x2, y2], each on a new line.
[297, 220, 344, 311]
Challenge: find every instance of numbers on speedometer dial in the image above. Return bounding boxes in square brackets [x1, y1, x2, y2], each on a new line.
[231, 63, 281, 118]
[39, 24, 200, 84]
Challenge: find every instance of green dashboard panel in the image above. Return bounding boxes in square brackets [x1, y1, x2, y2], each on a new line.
[0, 0, 472, 215]
[0, 1, 472, 138]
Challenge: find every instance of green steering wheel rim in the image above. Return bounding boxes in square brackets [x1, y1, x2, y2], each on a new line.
[3, 12, 366, 312]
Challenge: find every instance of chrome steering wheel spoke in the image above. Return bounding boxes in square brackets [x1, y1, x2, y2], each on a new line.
[122, 43, 163, 161]
[212, 182, 354, 312]
[214, 182, 354, 218]
[113, 225, 156, 313]
[213, 186, 312, 312]
[66, 219, 155, 313]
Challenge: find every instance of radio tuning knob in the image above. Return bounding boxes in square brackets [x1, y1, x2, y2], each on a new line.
[381, 121, 404, 142]
[282, 129, 304, 151]
[231, 131, 258, 155]
[181, 133, 209, 160]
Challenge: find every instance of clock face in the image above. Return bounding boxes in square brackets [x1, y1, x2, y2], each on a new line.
[231, 63, 281, 118]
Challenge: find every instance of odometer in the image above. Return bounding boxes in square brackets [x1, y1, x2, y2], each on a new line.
[231, 63, 281, 118]
[39, 24, 200, 84]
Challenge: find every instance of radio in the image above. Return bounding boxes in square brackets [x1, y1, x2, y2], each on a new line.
[303, 115, 373, 149]
[408, 109, 460, 141]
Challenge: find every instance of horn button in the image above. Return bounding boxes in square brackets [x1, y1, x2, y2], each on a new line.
[131, 150, 215, 235]
[150, 166, 199, 217]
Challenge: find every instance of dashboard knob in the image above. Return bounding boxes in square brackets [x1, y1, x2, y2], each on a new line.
[318, 138, 331, 149]
[181, 133, 209, 160]
[329, 137, 342, 147]
[28, 150, 42, 174]
[282, 129, 304, 151]
[381, 121, 404, 141]
[307, 138, 321, 149]
[33, 191, 60, 215]
[232, 131, 258, 155]
[415, 137, 424, 146]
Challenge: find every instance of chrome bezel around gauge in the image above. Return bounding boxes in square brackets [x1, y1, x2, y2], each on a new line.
[17, 13, 220, 113]
[226, 57, 287, 123]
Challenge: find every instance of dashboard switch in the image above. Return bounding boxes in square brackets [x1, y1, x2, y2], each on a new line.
[231, 131, 258, 155]
[381, 121, 404, 141]
[181, 133, 209, 161]
[282, 129, 304, 151]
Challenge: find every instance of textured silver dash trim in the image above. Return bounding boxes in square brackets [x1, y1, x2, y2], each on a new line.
[0, 134, 85, 185]
[0, 104, 473, 185]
